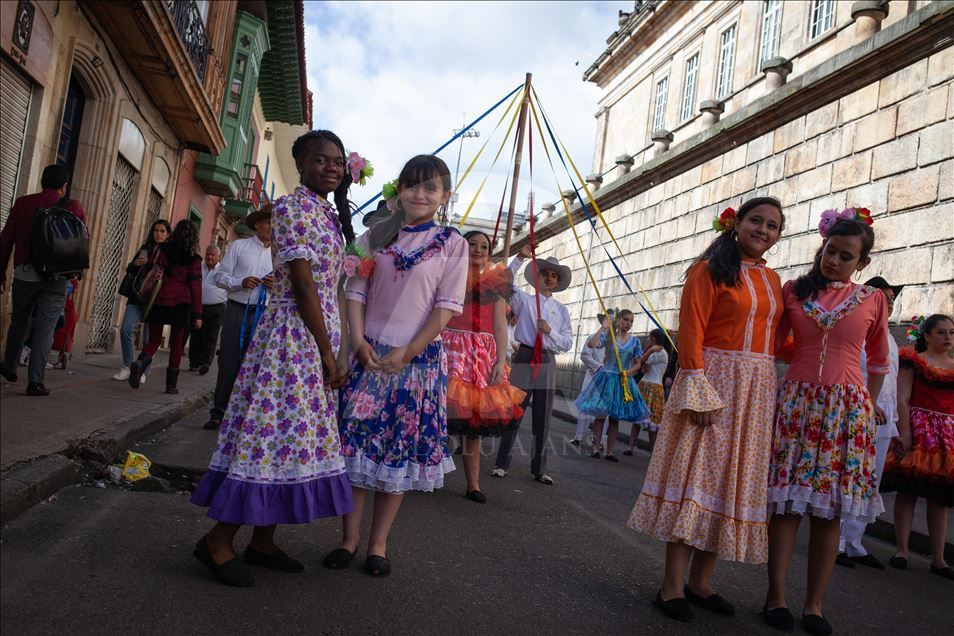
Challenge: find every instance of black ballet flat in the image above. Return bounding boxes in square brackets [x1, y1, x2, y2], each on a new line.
[801, 613, 833, 636]
[930, 563, 954, 580]
[684, 585, 735, 616]
[243, 546, 304, 573]
[365, 554, 391, 577]
[652, 591, 693, 622]
[465, 490, 487, 504]
[322, 547, 355, 570]
[761, 604, 795, 632]
[889, 555, 908, 570]
[193, 535, 254, 588]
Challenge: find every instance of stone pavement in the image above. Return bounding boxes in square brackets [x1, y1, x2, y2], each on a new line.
[0, 351, 215, 522]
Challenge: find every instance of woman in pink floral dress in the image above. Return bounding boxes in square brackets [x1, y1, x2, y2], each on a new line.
[191, 131, 356, 587]
[764, 210, 889, 635]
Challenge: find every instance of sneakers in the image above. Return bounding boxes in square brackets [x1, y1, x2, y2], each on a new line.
[113, 366, 131, 381]
[18, 346, 31, 367]
[490, 468, 507, 478]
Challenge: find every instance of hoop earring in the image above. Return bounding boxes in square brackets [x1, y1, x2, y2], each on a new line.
[437, 204, 448, 226]
[768, 244, 780, 256]
[852, 270, 862, 282]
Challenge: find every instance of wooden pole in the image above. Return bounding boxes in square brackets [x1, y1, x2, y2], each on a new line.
[501, 72, 532, 261]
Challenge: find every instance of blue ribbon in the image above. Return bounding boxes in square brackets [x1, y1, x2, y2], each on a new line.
[535, 99, 669, 337]
[240, 274, 270, 350]
[353, 83, 525, 216]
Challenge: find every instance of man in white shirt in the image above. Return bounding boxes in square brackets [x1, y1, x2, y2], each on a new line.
[492, 244, 573, 485]
[204, 206, 274, 430]
[837, 276, 903, 570]
[188, 245, 227, 375]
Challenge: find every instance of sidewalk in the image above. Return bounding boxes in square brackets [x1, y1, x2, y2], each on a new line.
[0, 351, 215, 522]
[551, 394, 951, 560]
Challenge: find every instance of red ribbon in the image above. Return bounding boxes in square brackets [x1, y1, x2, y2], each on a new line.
[527, 120, 543, 380]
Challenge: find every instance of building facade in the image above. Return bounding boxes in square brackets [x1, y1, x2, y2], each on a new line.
[506, 0, 954, 393]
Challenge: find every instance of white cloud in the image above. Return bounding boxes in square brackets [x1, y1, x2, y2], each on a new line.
[303, 0, 629, 225]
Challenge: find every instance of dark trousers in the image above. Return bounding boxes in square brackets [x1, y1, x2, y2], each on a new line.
[2, 278, 68, 384]
[495, 345, 556, 476]
[188, 302, 225, 368]
[210, 301, 258, 420]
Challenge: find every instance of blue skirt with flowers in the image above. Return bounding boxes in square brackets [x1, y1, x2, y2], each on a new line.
[338, 337, 455, 493]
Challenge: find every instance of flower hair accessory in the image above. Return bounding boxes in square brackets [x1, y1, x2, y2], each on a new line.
[906, 315, 926, 342]
[381, 178, 399, 201]
[347, 152, 374, 186]
[343, 242, 375, 278]
[818, 207, 874, 238]
[712, 207, 737, 233]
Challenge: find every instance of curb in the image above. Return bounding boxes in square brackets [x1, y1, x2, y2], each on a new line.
[0, 388, 213, 525]
[552, 406, 953, 561]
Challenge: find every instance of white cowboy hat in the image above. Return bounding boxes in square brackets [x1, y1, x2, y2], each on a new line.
[525, 256, 572, 293]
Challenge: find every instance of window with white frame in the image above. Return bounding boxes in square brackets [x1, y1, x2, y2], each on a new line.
[653, 75, 669, 131]
[716, 24, 736, 99]
[760, 0, 782, 64]
[681, 54, 699, 122]
[810, 0, 835, 39]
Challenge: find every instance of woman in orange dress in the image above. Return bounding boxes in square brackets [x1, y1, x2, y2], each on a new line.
[628, 197, 785, 623]
[443, 230, 525, 503]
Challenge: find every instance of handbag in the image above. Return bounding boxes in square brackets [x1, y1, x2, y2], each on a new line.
[136, 248, 164, 317]
[118, 271, 137, 298]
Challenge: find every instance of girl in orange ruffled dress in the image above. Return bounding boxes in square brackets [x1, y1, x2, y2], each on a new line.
[879, 313, 954, 580]
[442, 230, 526, 503]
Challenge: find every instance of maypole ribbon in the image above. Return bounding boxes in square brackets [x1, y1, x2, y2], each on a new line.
[240, 277, 269, 350]
[532, 88, 675, 352]
[354, 83, 524, 215]
[527, 98, 633, 402]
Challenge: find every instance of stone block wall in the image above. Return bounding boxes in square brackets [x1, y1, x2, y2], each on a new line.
[522, 50, 953, 395]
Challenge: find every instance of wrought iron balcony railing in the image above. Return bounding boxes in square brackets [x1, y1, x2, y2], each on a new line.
[165, 0, 210, 81]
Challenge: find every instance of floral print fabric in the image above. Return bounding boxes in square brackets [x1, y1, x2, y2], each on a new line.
[192, 187, 353, 525]
[767, 380, 884, 523]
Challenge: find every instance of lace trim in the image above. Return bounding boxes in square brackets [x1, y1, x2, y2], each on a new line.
[382, 226, 456, 271]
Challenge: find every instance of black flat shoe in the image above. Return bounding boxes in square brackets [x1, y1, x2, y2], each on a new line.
[761, 604, 794, 632]
[465, 490, 487, 503]
[852, 553, 885, 570]
[801, 613, 833, 636]
[622, 450, 633, 456]
[605, 454, 619, 463]
[0, 364, 17, 382]
[835, 552, 856, 569]
[203, 418, 222, 431]
[930, 563, 954, 580]
[193, 536, 254, 587]
[684, 585, 735, 616]
[590, 450, 601, 458]
[243, 546, 304, 573]
[365, 554, 391, 577]
[652, 591, 693, 622]
[889, 555, 908, 570]
[322, 547, 355, 570]
[26, 382, 50, 396]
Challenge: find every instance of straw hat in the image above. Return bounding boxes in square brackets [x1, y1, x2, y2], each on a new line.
[525, 256, 571, 292]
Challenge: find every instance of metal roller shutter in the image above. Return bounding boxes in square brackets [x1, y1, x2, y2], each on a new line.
[0, 57, 32, 227]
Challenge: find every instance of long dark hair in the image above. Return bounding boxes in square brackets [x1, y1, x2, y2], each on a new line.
[793, 219, 875, 301]
[291, 130, 355, 244]
[685, 196, 784, 287]
[649, 327, 673, 358]
[145, 219, 172, 250]
[162, 219, 200, 265]
[915, 314, 954, 353]
[369, 155, 452, 251]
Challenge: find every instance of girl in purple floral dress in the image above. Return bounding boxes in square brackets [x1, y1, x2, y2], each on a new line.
[323, 155, 468, 577]
[191, 131, 356, 587]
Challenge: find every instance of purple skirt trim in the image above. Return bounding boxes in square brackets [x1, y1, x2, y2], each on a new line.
[191, 469, 354, 525]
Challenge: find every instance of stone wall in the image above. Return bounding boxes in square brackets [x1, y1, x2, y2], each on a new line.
[522, 48, 953, 395]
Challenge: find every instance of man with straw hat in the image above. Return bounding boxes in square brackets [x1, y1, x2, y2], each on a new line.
[492, 244, 574, 485]
[204, 204, 274, 430]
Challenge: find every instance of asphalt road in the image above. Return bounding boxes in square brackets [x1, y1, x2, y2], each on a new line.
[1, 410, 950, 635]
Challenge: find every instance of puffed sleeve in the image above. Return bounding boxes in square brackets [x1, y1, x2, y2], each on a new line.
[273, 193, 321, 266]
[344, 230, 372, 305]
[668, 261, 724, 414]
[434, 231, 467, 315]
[863, 288, 890, 376]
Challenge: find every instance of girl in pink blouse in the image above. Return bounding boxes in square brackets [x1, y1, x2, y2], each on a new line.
[324, 155, 468, 578]
[764, 211, 888, 636]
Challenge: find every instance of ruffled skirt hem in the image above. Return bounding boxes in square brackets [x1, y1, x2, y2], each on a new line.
[344, 455, 456, 493]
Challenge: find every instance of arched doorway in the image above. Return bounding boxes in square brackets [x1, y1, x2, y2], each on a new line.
[55, 75, 86, 185]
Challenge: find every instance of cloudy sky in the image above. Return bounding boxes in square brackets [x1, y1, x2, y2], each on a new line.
[302, 1, 630, 222]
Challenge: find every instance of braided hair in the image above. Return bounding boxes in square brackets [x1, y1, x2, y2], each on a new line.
[291, 130, 355, 243]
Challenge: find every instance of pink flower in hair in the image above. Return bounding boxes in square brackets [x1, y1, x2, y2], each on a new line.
[343, 254, 360, 278]
[837, 207, 857, 221]
[818, 209, 839, 238]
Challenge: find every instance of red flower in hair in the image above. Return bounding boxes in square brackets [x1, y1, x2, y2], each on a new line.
[856, 207, 873, 225]
[712, 207, 737, 233]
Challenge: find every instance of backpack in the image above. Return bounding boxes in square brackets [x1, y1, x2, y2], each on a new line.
[30, 197, 90, 278]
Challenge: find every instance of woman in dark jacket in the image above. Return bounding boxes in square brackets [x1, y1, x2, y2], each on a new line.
[128, 219, 202, 394]
[114, 219, 171, 381]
